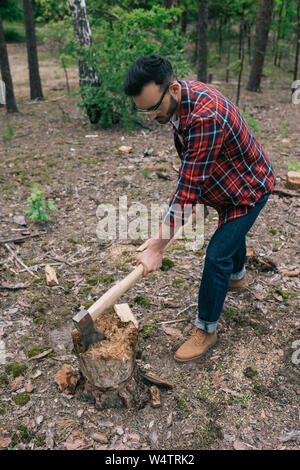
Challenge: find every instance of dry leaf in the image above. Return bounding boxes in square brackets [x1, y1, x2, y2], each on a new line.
[161, 325, 184, 339]
[211, 371, 225, 387]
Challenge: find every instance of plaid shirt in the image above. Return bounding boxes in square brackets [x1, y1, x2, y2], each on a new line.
[163, 80, 276, 229]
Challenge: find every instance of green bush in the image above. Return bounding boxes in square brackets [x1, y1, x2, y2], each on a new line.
[78, 5, 190, 128]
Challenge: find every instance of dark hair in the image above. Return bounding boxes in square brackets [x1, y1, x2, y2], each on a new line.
[123, 55, 174, 96]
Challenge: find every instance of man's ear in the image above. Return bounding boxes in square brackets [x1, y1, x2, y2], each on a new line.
[169, 81, 181, 100]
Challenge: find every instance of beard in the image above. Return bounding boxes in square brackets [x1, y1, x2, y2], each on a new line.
[155, 95, 178, 124]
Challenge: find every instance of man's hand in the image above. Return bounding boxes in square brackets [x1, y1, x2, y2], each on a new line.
[136, 245, 163, 276]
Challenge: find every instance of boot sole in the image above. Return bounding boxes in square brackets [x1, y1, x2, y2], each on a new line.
[174, 338, 217, 363]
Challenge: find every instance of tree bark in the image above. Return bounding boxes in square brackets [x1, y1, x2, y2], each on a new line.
[69, 0, 99, 88]
[22, 0, 43, 100]
[274, 0, 285, 66]
[0, 14, 18, 113]
[247, 0, 274, 92]
[197, 0, 208, 83]
[292, 0, 300, 101]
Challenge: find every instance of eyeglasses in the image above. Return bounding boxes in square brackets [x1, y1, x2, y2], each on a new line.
[133, 82, 171, 114]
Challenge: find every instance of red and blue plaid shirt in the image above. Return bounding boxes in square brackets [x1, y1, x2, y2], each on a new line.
[163, 80, 276, 229]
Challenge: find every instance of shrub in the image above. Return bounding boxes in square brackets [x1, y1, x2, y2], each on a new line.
[78, 5, 191, 128]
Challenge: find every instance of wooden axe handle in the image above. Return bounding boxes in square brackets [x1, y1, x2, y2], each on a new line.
[88, 211, 196, 322]
[88, 264, 144, 322]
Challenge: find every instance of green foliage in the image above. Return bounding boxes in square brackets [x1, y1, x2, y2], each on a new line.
[33, 0, 70, 23]
[23, 184, 57, 223]
[240, 110, 260, 137]
[78, 5, 190, 128]
[0, 0, 23, 22]
[286, 158, 300, 172]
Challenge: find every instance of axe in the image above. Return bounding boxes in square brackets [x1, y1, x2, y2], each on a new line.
[73, 211, 197, 352]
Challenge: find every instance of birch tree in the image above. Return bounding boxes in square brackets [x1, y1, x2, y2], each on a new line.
[69, 0, 99, 88]
[0, 14, 18, 113]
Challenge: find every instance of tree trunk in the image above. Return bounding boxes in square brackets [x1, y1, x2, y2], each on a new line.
[22, 0, 43, 100]
[69, 0, 99, 88]
[197, 0, 208, 83]
[274, 0, 285, 66]
[292, 0, 300, 101]
[293, 0, 300, 83]
[0, 15, 18, 113]
[247, 0, 274, 92]
[72, 305, 149, 410]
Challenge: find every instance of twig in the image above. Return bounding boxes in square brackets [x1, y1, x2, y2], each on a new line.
[176, 303, 198, 317]
[18, 262, 62, 273]
[157, 318, 189, 325]
[4, 243, 39, 278]
[0, 233, 43, 244]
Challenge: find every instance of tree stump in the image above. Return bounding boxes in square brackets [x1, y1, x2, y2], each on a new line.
[72, 305, 148, 410]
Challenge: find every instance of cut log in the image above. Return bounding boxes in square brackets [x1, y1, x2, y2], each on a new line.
[286, 171, 300, 190]
[72, 307, 148, 409]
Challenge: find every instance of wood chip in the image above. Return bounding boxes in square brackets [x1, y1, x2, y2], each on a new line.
[118, 145, 133, 154]
[45, 264, 59, 286]
[138, 370, 174, 389]
[150, 385, 161, 408]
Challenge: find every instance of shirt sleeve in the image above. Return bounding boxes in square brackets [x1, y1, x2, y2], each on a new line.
[163, 117, 224, 228]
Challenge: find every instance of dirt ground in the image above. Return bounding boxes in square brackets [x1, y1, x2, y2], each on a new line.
[0, 41, 299, 451]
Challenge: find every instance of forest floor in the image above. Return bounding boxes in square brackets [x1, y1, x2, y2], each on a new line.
[0, 41, 299, 451]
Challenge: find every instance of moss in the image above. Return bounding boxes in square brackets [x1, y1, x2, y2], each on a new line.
[0, 373, 9, 386]
[84, 300, 94, 309]
[161, 257, 175, 271]
[13, 393, 30, 406]
[134, 295, 151, 307]
[252, 384, 266, 394]
[26, 346, 51, 358]
[172, 279, 185, 287]
[224, 306, 237, 321]
[0, 402, 9, 415]
[269, 228, 277, 235]
[34, 435, 46, 447]
[5, 362, 28, 378]
[11, 426, 35, 445]
[98, 275, 115, 284]
[141, 323, 157, 337]
[194, 249, 204, 257]
[174, 396, 190, 411]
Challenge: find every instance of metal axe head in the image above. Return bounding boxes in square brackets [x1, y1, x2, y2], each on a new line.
[73, 309, 106, 353]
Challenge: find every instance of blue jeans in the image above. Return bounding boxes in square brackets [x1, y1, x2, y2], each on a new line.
[195, 193, 270, 333]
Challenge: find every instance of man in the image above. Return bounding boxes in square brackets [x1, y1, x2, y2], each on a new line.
[123, 55, 276, 363]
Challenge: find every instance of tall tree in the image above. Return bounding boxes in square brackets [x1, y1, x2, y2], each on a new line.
[0, 14, 18, 113]
[197, 0, 208, 82]
[69, 0, 99, 88]
[247, 0, 274, 92]
[23, 0, 43, 100]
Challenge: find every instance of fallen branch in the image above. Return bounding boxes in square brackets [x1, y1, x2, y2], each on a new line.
[157, 318, 188, 325]
[4, 243, 39, 278]
[0, 233, 43, 244]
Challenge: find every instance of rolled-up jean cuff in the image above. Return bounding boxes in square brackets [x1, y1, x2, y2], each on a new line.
[194, 318, 218, 333]
[230, 265, 246, 281]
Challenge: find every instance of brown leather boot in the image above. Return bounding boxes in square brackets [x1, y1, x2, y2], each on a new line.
[229, 273, 247, 289]
[174, 327, 217, 363]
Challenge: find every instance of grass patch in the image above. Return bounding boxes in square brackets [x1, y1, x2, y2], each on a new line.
[134, 295, 151, 307]
[26, 346, 51, 358]
[5, 362, 28, 378]
[161, 257, 175, 271]
[13, 393, 30, 406]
